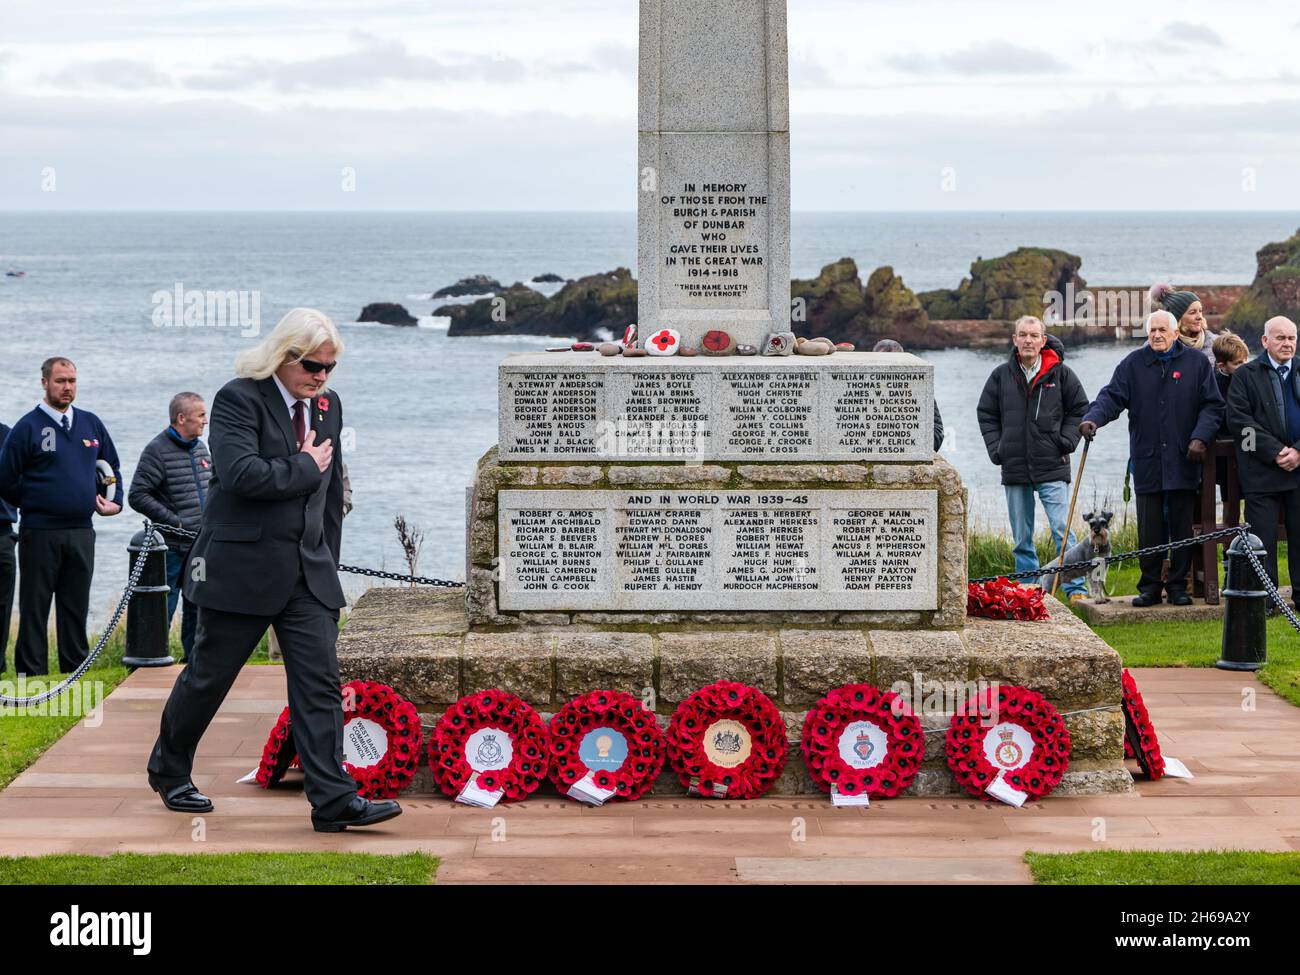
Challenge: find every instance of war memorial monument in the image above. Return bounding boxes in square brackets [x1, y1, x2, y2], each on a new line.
[338, 0, 1130, 797]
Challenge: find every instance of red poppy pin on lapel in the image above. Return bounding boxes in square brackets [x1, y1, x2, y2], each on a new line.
[317, 395, 329, 421]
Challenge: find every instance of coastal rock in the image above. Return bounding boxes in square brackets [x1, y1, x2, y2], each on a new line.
[1224, 227, 1300, 339]
[358, 302, 417, 326]
[540, 268, 638, 338]
[437, 283, 549, 337]
[531, 272, 565, 284]
[434, 274, 502, 298]
[789, 259, 930, 348]
[917, 247, 1085, 321]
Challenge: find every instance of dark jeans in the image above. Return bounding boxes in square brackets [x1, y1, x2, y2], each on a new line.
[0, 525, 15, 672]
[16, 527, 94, 675]
[1135, 490, 1197, 599]
[1244, 489, 1300, 604]
[164, 547, 198, 661]
[148, 575, 357, 818]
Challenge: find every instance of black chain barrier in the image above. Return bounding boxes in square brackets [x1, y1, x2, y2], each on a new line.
[969, 523, 1250, 585]
[152, 523, 465, 589]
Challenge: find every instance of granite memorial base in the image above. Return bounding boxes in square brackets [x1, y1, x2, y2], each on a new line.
[466, 445, 966, 629]
[337, 587, 1133, 798]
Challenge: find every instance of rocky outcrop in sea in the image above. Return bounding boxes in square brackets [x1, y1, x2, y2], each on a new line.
[1224, 227, 1300, 339]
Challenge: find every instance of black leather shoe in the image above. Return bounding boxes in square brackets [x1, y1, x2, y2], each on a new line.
[311, 796, 402, 833]
[149, 774, 214, 813]
[1130, 593, 1161, 607]
[1167, 591, 1193, 606]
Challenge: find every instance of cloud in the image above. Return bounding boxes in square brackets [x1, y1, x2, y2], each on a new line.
[46, 59, 173, 90]
[885, 40, 1070, 76]
[1159, 22, 1225, 47]
[182, 32, 526, 92]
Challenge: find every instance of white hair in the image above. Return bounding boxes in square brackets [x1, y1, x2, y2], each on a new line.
[1013, 315, 1045, 335]
[1144, 309, 1178, 334]
[234, 308, 343, 384]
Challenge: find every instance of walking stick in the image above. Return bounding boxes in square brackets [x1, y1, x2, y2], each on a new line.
[1051, 438, 1090, 598]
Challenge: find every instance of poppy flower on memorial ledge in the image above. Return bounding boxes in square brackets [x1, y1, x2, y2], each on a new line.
[967, 578, 1049, 621]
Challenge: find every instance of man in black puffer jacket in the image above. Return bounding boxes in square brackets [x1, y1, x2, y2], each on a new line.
[976, 317, 1090, 597]
[129, 393, 212, 660]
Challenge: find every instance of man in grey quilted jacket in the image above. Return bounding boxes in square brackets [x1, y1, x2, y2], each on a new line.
[128, 393, 212, 661]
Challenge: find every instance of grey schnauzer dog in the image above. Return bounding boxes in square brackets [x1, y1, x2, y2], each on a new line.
[1038, 510, 1113, 602]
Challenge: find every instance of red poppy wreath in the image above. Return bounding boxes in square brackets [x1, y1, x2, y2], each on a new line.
[667, 681, 787, 799]
[801, 683, 924, 799]
[1121, 669, 1165, 780]
[427, 690, 550, 803]
[946, 684, 1071, 802]
[967, 578, 1049, 621]
[255, 706, 297, 788]
[549, 690, 666, 803]
[339, 680, 423, 799]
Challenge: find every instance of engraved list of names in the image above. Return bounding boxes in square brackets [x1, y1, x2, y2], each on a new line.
[497, 489, 937, 612]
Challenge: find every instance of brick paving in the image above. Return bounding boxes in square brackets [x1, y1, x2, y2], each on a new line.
[1, 665, 1296, 884]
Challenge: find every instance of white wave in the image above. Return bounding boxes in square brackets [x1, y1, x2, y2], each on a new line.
[407, 292, 435, 301]
[420, 316, 451, 330]
[593, 327, 614, 342]
[430, 291, 495, 305]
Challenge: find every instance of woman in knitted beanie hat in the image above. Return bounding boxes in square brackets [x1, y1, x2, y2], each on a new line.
[1150, 282, 1216, 363]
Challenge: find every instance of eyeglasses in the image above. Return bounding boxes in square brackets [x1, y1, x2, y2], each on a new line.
[297, 357, 337, 375]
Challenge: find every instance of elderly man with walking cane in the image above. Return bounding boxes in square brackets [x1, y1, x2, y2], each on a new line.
[1079, 310, 1223, 607]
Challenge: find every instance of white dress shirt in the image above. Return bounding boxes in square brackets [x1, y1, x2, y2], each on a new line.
[37, 401, 75, 430]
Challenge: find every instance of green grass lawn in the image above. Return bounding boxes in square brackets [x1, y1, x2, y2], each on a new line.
[1027, 850, 1300, 885]
[0, 852, 439, 885]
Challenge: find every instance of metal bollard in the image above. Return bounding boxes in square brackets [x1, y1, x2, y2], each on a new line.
[1217, 532, 1267, 671]
[122, 529, 176, 668]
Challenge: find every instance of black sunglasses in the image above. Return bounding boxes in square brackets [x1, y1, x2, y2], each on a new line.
[297, 357, 337, 375]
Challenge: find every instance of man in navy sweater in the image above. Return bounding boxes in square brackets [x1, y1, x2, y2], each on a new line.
[0, 420, 16, 672]
[0, 358, 123, 675]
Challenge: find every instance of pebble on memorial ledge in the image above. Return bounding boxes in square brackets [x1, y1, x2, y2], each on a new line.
[796, 340, 832, 356]
[700, 329, 736, 356]
[679, 345, 699, 357]
[763, 331, 795, 356]
[736, 344, 758, 356]
[835, 342, 856, 352]
[623, 346, 648, 357]
[598, 342, 621, 356]
[646, 327, 681, 356]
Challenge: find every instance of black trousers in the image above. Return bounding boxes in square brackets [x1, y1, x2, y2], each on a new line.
[147, 574, 357, 817]
[1135, 490, 1197, 598]
[0, 525, 15, 672]
[15, 527, 94, 676]
[1244, 489, 1300, 602]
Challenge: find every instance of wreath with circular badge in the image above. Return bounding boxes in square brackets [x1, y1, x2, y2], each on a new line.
[667, 681, 787, 799]
[339, 680, 423, 799]
[549, 690, 666, 802]
[946, 684, 1070, 802]
[1121, 669, 1165, 780]
[801, 683, 924, 799]
[427, 690, 550, 802]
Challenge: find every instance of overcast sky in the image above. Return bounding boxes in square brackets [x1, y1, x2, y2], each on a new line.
[2, 0, 1299, 210]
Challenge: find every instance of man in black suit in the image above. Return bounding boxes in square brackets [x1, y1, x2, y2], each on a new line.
[146, 309, 400, 832]
[1226, 316, 1300, 607]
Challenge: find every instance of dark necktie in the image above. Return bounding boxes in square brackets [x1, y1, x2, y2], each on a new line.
[1280, 365, 1290, 384]
[61, 414, 70, 434]
[293, 400, 307, 449]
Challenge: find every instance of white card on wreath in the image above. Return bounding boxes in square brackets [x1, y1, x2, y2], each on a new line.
[236, 768, 258, 784]
[830, 786, 870, 807]
[456, 775, 504, 807]
[986, 771, 1028, 807]
[1162, 757, 1194, 779]
[568, 771, 617, 806]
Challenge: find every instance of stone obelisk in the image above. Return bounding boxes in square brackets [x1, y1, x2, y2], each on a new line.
[637, 0, 791, 350]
